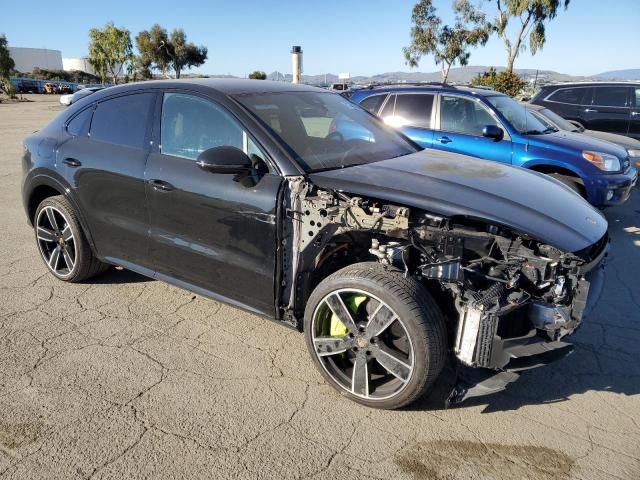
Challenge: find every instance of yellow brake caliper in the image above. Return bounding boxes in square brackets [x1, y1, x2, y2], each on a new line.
[330, 295, 367, 337]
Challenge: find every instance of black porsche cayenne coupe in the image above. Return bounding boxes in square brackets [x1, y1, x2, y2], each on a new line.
[22, 80, 608, 408]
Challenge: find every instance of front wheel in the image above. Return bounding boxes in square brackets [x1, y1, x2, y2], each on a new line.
[304, 262, 447, 409]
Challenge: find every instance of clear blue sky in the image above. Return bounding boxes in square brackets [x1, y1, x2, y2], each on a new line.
[2, 0, 638, 76]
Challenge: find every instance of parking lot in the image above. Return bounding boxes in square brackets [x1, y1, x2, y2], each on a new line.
[1, 95, 639, 479]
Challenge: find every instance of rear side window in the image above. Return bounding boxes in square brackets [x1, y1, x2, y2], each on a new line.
[91, 93, 154, 148]
[161, 93, 243, 160]
[394, 94, 434, 128]
[547, 88, 587, 105]
[67, 108, 93, 136]
[359, 95, 387, 114]
[592, 86, 629, 107]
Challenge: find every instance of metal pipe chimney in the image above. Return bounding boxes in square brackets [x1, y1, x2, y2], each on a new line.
[291, 46, 303, 84]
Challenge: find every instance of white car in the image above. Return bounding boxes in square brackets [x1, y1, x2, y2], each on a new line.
[60, 87, 103, 107]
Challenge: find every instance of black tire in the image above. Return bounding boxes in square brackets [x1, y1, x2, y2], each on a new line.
[304, 262, 447, 409]
[549, 173, 585, 197]
[34, 195, 109, 282]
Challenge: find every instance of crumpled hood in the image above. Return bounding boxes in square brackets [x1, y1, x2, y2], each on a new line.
[309, 150, 608, 252]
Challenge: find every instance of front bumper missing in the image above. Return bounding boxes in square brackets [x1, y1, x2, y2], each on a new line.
[447, 252, 607, 406]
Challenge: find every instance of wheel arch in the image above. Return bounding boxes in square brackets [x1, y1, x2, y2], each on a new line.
[526, 163, 585, 184]
[25, 176, 99, 257]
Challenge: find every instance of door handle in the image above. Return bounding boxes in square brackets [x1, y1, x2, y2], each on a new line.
[632, 111, 640, 117]
[584, 108, 598, 113]
[149, 179, 175, 192]
[437, 136, 452, 144]
[62, 157, 82, 167]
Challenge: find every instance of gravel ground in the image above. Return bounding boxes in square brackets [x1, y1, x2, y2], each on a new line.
[1, 95, 639, 480]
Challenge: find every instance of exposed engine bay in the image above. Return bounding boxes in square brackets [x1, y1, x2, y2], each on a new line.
[279, 178, 608, 403]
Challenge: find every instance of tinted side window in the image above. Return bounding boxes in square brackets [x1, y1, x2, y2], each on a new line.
[635, 88, 640, 107]
[440, 96, 498, 136]
[394, 94, 434, 128]
[359, 95, 387, 114]
[67, 107, 93, 136]
[91, 93, 154, 148]
[161, 93, 243, 160]
[593, 86, 629, 107]
[548, 88, 587, 105]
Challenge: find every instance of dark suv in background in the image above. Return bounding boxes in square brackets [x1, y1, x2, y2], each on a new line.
[531, 82, 640, 139]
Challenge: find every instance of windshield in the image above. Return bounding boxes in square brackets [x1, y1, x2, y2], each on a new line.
[234, 91, 418, 172]
[486, 95, 550, 134]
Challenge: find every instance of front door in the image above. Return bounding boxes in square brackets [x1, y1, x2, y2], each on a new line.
[57, 92, 155, 267]
[145, 92, 281, 314]
[432, 94, 513, 164]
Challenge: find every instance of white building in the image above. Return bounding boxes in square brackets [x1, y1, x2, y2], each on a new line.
[8, 47, 63, 73]
[62, 57, 95, 75]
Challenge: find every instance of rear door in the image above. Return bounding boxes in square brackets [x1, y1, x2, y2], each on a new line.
[432, 94, 512, 164]
[390, 93, 436, 147]
[145, 91, 281, 314]
[629, 86, 640, 140]
[57, 92, 155, 268]
[583, 86, 632, 135]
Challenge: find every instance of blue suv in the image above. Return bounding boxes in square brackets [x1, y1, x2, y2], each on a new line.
[343, 84, 637, 207]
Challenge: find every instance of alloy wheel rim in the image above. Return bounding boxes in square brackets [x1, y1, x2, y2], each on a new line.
[36, 206, 76, 278]
[311, 288, 415, 401]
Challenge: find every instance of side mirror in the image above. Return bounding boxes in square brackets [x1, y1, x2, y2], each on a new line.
[482, 125, 504, 141]
[196, 146, 252, 174]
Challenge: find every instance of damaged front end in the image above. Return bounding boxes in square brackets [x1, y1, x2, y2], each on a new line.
[280, 178, 609, 405]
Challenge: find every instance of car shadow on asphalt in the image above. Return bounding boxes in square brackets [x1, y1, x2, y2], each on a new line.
[406, 336, 640, 414]
[85, 267, 154, 285]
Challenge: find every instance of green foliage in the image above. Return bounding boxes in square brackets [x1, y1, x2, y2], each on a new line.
[0, 34, 15, 79]
[17, 68, 100, 84]
[403, 0, 490, 82]
[248, 71, 267, 80]
[88, 22, 132, 84]
[1, 33, 16, 97]
[470, 67, 526, 97]
[135, 25, 207, 79]
[488, 0, 570, 72]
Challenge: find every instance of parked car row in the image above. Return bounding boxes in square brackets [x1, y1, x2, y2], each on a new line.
[8, 77, 108, 95]
[22, 79, 615, 409]
[343, 83, 637, 208]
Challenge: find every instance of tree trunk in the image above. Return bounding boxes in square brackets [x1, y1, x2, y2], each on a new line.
[441, 62, 452, 84]
[506, 53, 515, 74]
[507, 12, 532, 73]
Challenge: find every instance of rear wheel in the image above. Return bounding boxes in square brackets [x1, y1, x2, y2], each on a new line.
[304, 262, 447, 409]
[34, 195, 109, 282]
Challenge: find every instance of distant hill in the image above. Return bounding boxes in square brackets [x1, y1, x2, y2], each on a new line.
[592, 69, 640, 80]
[216, 65, 639, 85]
[264, 65, 590, 85]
